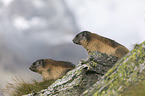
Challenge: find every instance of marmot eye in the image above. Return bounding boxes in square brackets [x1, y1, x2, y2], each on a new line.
[33, 62, 38, 66]
[33, 63, 36, 65]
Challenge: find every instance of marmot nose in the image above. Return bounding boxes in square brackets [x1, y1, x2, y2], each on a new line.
[72, 38, 79, 44]
[29, 66, 37, 72]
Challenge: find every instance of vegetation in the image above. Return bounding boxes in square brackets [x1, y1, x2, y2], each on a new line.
[2, 77, 54, 96]
[133, 43, 140, 49]
[120, 80, 145, 96]
[1, 42, 145, 96]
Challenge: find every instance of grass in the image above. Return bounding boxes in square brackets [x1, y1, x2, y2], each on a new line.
[1, 77, 54, 96]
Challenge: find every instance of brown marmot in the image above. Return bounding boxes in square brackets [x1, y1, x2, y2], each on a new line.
[73, 31, 129, 58]
[29, 59, 75, 80]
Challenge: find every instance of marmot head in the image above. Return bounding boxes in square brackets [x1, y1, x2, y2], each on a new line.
[73, 31, 91, 45]
[29, 59, 47, 74]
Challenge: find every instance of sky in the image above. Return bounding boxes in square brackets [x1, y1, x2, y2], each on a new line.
[66, 0, 145, 49]
[0, 0, 13, 6]
[1, 0, 145, 49]
[0, 0, 145, 95]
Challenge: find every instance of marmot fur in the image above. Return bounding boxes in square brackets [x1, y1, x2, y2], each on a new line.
[29, 59, 75, 80]
[73, 31, 129, 58]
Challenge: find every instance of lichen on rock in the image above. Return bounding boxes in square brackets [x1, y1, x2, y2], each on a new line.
[23, 41, 145, 96]
[82, 41, 145, 96]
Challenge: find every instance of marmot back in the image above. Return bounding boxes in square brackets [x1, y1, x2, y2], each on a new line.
[29, 59, 75, 80]
[73, 31, 129, 58]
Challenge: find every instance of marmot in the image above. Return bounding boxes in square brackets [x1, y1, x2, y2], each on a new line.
[29, 59, 75, 80]
[73, 31, 129, 58]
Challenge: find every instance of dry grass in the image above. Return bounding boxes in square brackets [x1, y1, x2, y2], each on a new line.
[1, 77, 54, 96]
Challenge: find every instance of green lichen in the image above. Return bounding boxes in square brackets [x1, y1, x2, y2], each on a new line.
[82, 41, 145, 96]
[23, 41, 145, 96]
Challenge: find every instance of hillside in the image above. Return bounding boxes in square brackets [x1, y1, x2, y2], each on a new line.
[22, 41, 145, 95]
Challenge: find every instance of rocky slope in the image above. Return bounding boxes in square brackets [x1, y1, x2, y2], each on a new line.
[23, 41, 145, 95]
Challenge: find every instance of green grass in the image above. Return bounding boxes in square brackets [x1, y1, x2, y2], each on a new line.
[1, 77, 54, 96]
[133, 43, 140, 49]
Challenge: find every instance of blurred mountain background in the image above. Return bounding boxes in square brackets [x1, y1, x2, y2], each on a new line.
[0, 0, 145, 95]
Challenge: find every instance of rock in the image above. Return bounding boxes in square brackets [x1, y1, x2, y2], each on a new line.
[82, 41, 145, 96]
[23, 41, 145, 96]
